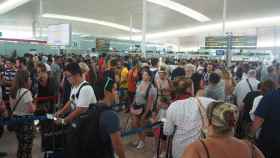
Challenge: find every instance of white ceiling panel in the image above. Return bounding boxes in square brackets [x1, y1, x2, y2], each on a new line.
[0, 0, 279, 46]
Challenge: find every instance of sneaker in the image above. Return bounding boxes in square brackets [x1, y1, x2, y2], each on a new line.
[136, 141, 145, 149]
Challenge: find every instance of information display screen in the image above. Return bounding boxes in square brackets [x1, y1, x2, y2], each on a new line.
[96, 38, 110, 52]
[48, 24, 71, 46]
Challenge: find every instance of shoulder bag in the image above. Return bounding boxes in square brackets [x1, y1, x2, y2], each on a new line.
[195, 97, 208, 138]
[7, 90, 29, 131]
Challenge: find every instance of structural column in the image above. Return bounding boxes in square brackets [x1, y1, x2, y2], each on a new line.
[142, 0, 147, 58]
[223, 0, 231, 67]
[129, 15, 133, 51]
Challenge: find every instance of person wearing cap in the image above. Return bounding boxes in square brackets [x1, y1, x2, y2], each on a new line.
[64, 78, 126, 158]
[182, 102, 264, 158]
[155, 66, 172, 98]
[55, 62, 97, 125]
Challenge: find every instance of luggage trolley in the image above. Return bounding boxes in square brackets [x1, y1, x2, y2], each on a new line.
[35, 96, 68, 158]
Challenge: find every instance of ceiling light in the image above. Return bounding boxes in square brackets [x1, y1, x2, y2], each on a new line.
[0, 0, 31, 15]
[119, 16, 280, 40]
[147, 0, 210, 22]
[42, 13, 141, 33]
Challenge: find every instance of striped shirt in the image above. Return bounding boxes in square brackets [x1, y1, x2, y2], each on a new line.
[2, 68, 16, 96]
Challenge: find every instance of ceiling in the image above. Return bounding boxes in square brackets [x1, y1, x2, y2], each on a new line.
[0, 0, 280, 46]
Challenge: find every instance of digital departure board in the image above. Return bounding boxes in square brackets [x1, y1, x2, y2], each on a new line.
[205, 36, 257, 49]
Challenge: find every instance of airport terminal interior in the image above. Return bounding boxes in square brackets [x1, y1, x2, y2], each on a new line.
[0, 0, 280, 158]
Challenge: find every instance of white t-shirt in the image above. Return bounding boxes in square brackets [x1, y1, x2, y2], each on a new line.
[164, 97, 215, 158]
[250, 95, 263, 121]
[44, 63, 51, 72]
[69, 81, 97, 110]
[233, 77, 260, 108]
[250, 95, 263, 138]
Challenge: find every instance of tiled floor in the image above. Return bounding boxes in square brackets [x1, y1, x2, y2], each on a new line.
[0, 131, 155, 158]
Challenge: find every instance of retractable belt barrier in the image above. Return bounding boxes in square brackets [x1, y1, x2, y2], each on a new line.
[121, 122, 163, 137]
[0, 114, 54, 125]
[0, 114, 163, 138]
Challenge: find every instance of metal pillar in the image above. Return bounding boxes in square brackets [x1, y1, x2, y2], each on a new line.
[142, 0, 147, 58]
[223, 0, 231, 67]
[32, 20, 37, 39]
[39, 0, 43, 38]
[129, 15, 133, 51]
[222, 0, 227, 35]
[226, 33, 233, 67]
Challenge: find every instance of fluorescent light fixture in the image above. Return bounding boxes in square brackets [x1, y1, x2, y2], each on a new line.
[42, 13, 141, 33]
[147, 0, 210, 22]
[0, 0, 31, 14]
[119, 16, 280, 40]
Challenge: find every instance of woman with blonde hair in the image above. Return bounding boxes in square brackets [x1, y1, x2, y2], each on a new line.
[79, 62, 90, 80]
[182, 102, 264, 158]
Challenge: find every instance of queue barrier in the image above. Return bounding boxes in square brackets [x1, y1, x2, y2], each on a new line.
[0, 114, 162, 138]
[0, 114, 53, 125]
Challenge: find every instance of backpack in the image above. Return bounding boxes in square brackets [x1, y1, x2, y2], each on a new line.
[75, 82, 92, 99]
[144, 83, 158, 113]
[64, 104, 114, 158]
[150, 70, 158, 85]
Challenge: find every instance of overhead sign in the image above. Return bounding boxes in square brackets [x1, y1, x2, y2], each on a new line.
[205, 36, 257, 48]
[216, 50, 225, 56]
[47, 24, 71, 46]
[96, 38, 110, 52]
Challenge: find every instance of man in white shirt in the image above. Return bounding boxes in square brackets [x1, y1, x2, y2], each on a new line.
[55, 62, 97, 125]
[164, 97, 215, 158]
[234, 70, 260, 109]
[250, 80, 276, 121]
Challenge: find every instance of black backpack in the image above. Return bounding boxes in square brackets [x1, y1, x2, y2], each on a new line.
[75, 82, 92, 99]
[150, 70, 158, 85]
[64, 104, 114, 158]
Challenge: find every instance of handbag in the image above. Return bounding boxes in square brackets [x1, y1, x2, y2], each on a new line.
[195, 97, 208, 138]
[7, 90, 28, 132]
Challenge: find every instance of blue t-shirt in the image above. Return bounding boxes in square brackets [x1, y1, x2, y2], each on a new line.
[100, 110, 121, 135]
[255, 89, 280, 142]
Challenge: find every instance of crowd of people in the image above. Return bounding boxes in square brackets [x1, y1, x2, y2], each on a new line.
[0, 52, 279, 158]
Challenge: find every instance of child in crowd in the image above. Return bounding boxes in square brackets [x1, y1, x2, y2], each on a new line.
[152, 95, 170, 158]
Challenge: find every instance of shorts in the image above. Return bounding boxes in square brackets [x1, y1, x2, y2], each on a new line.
[130, 104, 145, 116]
[130, 104, 152, 118]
